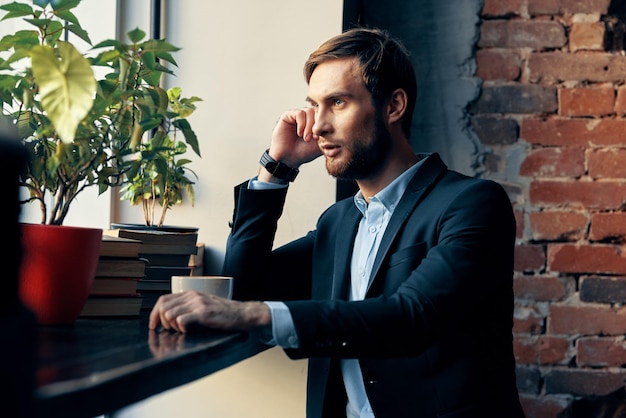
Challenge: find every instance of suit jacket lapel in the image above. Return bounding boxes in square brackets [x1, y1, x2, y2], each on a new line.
[331, 204, 361, 300]
[367, 153, 447, 295]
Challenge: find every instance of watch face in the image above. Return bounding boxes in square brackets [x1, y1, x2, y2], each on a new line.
[266, 161, 278, 172]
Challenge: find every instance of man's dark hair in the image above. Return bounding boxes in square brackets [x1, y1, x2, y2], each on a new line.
[304, 27, 417, 138]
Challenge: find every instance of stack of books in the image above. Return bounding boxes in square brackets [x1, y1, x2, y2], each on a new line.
[79, 235, 145, 317]
[104, 228, 200, 310]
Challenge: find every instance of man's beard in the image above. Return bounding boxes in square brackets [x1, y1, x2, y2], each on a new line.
[325, 113, 392, 181]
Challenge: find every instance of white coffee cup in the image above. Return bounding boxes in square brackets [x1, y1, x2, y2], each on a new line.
[171, 276, 234, 299]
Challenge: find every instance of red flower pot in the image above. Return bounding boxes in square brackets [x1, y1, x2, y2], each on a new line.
[19, 223, 102, 325]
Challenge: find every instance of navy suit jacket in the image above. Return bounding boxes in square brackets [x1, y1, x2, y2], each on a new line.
[223, 153, 524, 418]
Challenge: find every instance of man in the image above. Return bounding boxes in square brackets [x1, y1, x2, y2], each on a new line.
[150, 27, 525, 418]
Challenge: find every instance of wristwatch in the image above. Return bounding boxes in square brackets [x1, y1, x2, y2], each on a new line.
[259, 149, 299, 182]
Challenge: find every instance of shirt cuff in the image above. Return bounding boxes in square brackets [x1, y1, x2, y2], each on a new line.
[248, 176, 289, 190]
[262, 301, 299, 348]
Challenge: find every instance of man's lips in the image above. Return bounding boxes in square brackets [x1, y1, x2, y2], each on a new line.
[319, 142, 341, 157]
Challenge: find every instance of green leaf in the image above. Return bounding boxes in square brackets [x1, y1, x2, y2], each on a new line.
[50, 0, 81, 12]
[55, 9, 79, 25]
[173, 119, 200, 157]
[139, 117, 161, 132]
[167, 87, 181, 101]
[66, 23, 92, 45]
[126, 27, 146, 43]
[139, 65, 161, 86]
[1, 30, 40, 52]
[140, 39, 180, 53]
[154, 50, 177, 66]
[0, 2, 33, 20]
[4, 48, 31, 66]
[141, 51, 156, 70]
[44, 20, 63, 44]
[33, 0, 51, 7]
[92, 38, 124, 50]
[153, 62, 174, 75]
[24, 17, 51, 29]
[31, 42, 96, 143]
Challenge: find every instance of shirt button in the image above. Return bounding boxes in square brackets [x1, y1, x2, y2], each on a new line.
[288, 335, 297, 345]
[369, 226, 376, 233]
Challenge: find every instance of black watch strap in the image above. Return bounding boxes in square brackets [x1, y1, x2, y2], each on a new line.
[259, 149, 299, 182]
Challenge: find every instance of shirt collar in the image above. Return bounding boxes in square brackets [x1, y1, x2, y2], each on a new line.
[353, 156, 425, 216]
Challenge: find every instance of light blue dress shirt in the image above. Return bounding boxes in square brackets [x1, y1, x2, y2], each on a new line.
[250, 158, 423, 418]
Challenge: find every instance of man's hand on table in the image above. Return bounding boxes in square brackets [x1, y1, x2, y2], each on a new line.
[148, 291, 271, 334]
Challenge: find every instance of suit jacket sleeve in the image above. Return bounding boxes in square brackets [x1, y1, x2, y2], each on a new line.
[222, 181, 314, 302]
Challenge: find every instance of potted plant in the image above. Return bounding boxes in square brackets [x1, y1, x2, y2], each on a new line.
[118, 85, 202, 229]
[0, 0, 200, 323]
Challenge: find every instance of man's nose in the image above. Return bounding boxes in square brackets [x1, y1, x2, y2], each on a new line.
[312, 111, 330, 137]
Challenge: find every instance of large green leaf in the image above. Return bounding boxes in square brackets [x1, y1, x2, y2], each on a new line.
[31, 41, 96, 143]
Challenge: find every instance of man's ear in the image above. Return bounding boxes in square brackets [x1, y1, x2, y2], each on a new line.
[386, 88, 408, 124]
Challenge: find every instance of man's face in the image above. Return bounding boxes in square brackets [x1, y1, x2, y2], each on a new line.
[306, 58, 391, 181]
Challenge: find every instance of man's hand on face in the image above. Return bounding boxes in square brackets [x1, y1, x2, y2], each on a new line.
[149, 291, 271, 334]
[268, 107, 323, 168]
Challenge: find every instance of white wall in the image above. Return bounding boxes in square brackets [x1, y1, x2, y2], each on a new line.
[110, 1, 342, 417]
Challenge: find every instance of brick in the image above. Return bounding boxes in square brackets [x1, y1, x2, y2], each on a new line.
[519, 147, 585, 177]
[476, 50, 521, 81]
[548, 303, 626, 334]
[481, 0, 523, 17]
[515, 244, 546, 272]
[479, 20, 566, 49]
[560, 0, 611, 14]
[514, 335, 571, 364]
[545, 368, 626, 396]
[570, 22, 607, 52]
[590, 212, 626, 241]
[502, 182, 524, 204]
[580, 276, 626, 303]
[558, 86, 615, 117]
[514, 304, 545, 334]
[530, 180, 626, 210]
[548, 243, 626, 274]
[521, 118, 626, 147]
[529, 211, 587, 241]
[519, 395, 569, 418]
[514, 275, 567, 301]
[471, 85, 557, 114]
[615, 86, 626, 114]
[588, 148, 626, 179]
[577, 336, 626, 367]
[528, 52, 626, 83]
[527, 0, 561, 16]
[471, 116, 519, 145]
[483, 153, 500, 173]
[516, 365, 543, 395]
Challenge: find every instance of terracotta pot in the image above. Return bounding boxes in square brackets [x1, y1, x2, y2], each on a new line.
[19, 223, 102, 325]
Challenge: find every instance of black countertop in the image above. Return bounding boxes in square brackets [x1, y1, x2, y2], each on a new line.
[34, 312, 268, 418]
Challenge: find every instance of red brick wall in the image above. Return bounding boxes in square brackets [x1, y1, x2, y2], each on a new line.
[474, 1, 626, 417]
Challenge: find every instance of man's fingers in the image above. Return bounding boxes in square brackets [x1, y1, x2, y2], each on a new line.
[294, 108, 316, 141]
[150, 293, 185, 332]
